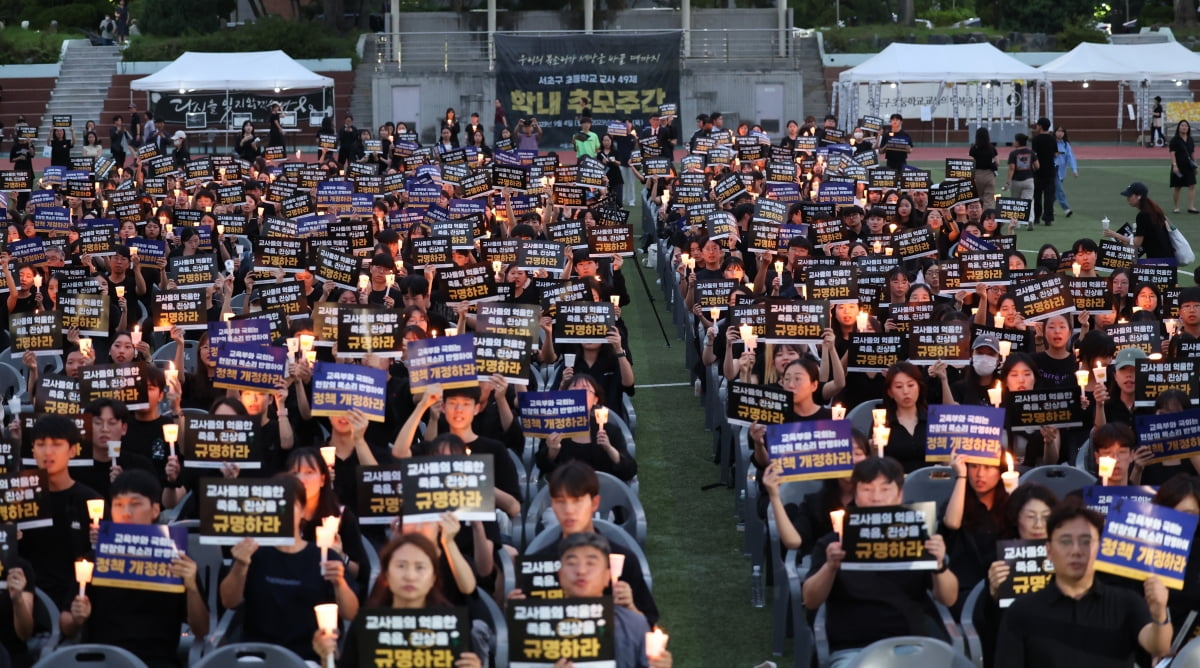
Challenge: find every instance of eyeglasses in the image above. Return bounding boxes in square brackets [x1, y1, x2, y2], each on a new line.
[1055, 535, 1093, 549]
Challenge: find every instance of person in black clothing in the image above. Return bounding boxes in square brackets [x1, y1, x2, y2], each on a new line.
[1030, 117, 1058, 226]
[336, 114, 359, 167]
[77, 398, 156, 500]
[1168, 119, 1197, 213]
[169, 130, 189, 169]
[995, 497, 1171, 668]
[969, 126, 998, 208]
[1152, 96, 1166, 146]
[1105, 181, 1174, 261]
[109, 115, 130, 168]
[48, 127, 74, 167]
[879, 113, 912, 169]
[268, 103, 286, 150]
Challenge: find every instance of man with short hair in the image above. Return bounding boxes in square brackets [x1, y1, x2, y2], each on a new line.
[1091, 423, 1138, 486]
[688, 114, 710, 152]
[110, 115, 130, 167]
[879, 113, 912, 169]
[574, 117, 599, 160]
[1031, 117, 1058, 226]
[1168, 287, 1200, 359]
[1005, 133, 1036, 206]
[1071, 238, 1100, 278]
[995, 497, 1171, 667]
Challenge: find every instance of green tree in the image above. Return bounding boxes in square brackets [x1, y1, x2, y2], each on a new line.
[141, 0, 234, 36]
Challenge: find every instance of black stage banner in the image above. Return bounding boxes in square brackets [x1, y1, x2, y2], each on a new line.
[495, 32, 682, 148]
[151, 90, 332, 128]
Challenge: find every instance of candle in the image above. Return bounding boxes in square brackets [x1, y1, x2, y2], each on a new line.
[131, 325, 141, 346]
[709, 307, 720, 322]
[492, 259, 503, 277]
[129, 246, 138, 257]
[1098, 455, 1116, 485]
[6, 397, 19, 419]
[216, 224, 224, 236]
[993, 313, 1005, 329]
[857, 309, 870, 331]
[680, 253, 690, 270]
[320, 446, 336, 468]
[661, 189, 670, 201]
[871, 408, 887, 427]
[743, 333, 757, 350]
[798, 284, 807, 299]
[75, 559, 94, 597]
[314, 603, 339, 668]
[830, 509, 845, 539]
[987, 382, 1003, 407]
[831, 404, 847, 420]
[609, 553, 625, 587]
[32, 274, 42, 289]
[1075, 369, 1090, 389]
[315, 524, 336, 566]
[296, 149, 303, 161]
[286, 337, 299, 355]
[739, 324, 753, 342]
[595, 406, 609, 427]
[1001, 453, 1020, 493]
[445, 327, 458, 337]
[1166, 319, 1181, 337]
[609, 295, 621, 309]
[357, 274, 370, 291]
[86, 499, 104, 527]
[686, 257, 696, 270]
[774, 260, 784, 276]
[384, 274, 394, 290]
[257, 206, 264, 219]
[872, 240, 882, 254]
[745, 283, 754, 292]
[645, 628, 670, 661]
[1093, 363, 1107, 384]
[162, 423, 179, 457]
[1150, 352, 1163, 361]
[165, 362, 179, 387]
[115, 286, 125, 299]
[305, 350, 317, 364]
[107, 440, 122, 459]
[300, 334, 315, 352]
[999, 340, 1012, 357]
[165, 223, 173, 237]
[78, 338, 93, 358]
[873, 425, 891, 453]
[884, 247, 894, 256]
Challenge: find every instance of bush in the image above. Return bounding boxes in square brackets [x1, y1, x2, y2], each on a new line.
[27, 2, 108, 31]
[1056, 15, 1107, 48]
[140, 0, 222, 37]
[923, 7, 977, 26]
[122, 16, 358, 62]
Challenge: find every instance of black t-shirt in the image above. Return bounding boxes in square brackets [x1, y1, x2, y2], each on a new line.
[18, 480, 99, 609]
[1031, 133, 1057, 178]
[0, 556, 36, 666]
[1135, 211, 1174, 261]
[123, 415, 173, 483]
[884, 412, 929, 474]
[969, 144, 998, 171]
[462, 435, 522, 505]
[73, 451, 156, 499]
[241, 543, 335, 661]
[85, 582, 191, 666]
[1171, 134, 1195, 171]
[1008, 147, 1035, 181]
[1034, 352, 1079, 389]
[995, 579, 1151, 668]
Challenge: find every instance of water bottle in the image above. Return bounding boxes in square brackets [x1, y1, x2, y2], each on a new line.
[751, 564, 765, 608]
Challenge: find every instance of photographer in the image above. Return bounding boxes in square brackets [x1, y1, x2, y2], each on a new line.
[517, 116, 542, 151]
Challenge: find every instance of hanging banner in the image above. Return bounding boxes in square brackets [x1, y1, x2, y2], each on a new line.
[151, 89, 333, 127]
[494, 32, 682, 147]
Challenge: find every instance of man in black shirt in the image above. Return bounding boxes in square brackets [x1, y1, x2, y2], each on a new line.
[1030, 117, 1058, 226]
[995, 497, 1170, 667]
[879, 113, 913, 170]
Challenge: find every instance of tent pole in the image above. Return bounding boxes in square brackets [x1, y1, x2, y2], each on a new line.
[1117, 81, 1123, 144]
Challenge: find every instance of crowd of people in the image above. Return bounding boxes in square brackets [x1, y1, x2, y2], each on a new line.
[1, 92, 1199, 668]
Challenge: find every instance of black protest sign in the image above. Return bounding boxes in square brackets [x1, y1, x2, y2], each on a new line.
[945, 158, 974, 181]
[1105, 322, 1161, 355]
[908, 322, 972, 365]
[153, 288, 208, 331]
[254, 237, 305, 274]
[553, 185, 587, 208]
[805, 267, 857, 304]
[1069, 277, 1111, 313]
[1135, 360, 1200, 408]
[553, 301, 615, 344]
[995, 540, 1054, 608]
[577, 158, 607, 190]
[714, 172, 747, 203]
[10, 312, 61, 356]
[538, 278, 590, 311]
[198, 478, 294, 546]
[355, 608, 470, 667]
[475, 303, 540, 352]
[518, 240, 568, 274]
[34, 374, 80, 415]
[695, 279, 737, 312]
[508, 599, 615, 667]
[1099, 240, 1137, 272]
[0, 171, 32, 192]
[182, 416, 261, 469]
[0, 471, 50, 529]
[358, 465, 404, 524]
[1011, 274, 1074, 322]
[586, 225, 634, 258]
[893, 226, 937, 260]
[960, 251, 1009, 288]
[474, 333, 532, 385]
[430, 219, 475, 250]
[440, 263, 500, 304]
[847, 333, 905, 372]
[766, 161, 797, 184]
[811, 216, 847, 247]
[314, 246, 359, 290]
[254, 280, 307, 318]
[411, 237, 454, 269]
[763, 299, 829, 344]
[337, 307, 404, 359]
[216, 183, 245, 207]
[402, 456, 495, 522]
[80, 363, 149, 410]
[310, 362, 388, 422]
[747, 218, 780, 254]
[996, 197, 1032, 227]
[17, 414, 91, 469]
[480, 239, 521, 266]
[868, 168, 900, 192]
[169, 253, 217, 288]
[704, 210, 735, 241]
[57, 293, 109, 338]
[516, 557, 565, 599]
[494, 165, 529, 191]
[841, 502, 938, 571]
[901, 169, 931, 191]
[547, 219, 586, 249]
[726, 382, 789, 427]
[1006, 387, 1086, 432]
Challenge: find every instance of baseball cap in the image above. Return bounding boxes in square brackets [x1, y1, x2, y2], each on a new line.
[171, 130, 186, 141]
[1120, 182, 1149, 198]
[1179, 286, 1200, 305]
[972, 333, 1001, 353]
[1112, 347, 1147, 370]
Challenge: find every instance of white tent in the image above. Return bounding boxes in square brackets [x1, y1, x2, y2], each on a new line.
[130, 50, 333, 92]
[834, 43, 1043, 137]
[1036, 42, 1200, 138]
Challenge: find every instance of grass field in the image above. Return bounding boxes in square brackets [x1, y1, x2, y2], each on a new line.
[620, 158, 1200, 666]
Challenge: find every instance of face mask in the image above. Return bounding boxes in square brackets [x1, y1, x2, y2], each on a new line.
[972, 354, 998, 376]
[853, 131, 864, 140]
[1037, 257, 1059, 271]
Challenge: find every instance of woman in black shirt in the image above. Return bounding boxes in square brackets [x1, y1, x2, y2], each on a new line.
[969, 127, 998, 208]
[48, 127, 74, 167]
[1168, 120, 1197, 213]
[881, 362, 931, 473]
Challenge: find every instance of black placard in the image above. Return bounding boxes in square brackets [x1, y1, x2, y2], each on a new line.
[1011, 274, 1075, 322]
[1135, 360, 1200, 408]
[908, 322, 972, 365]
[153, 288, 208, 331]
[960, 251, 1009, 288]
[58, 293, 109, 337]
[182, 416, 261, 469]
[1105, 322, 1161, 355]
[34, 374, 80, 415]
[411, 237, 454, 269]
[401, 456, 495, 522]
[337, 306, 404, 359]
[1099, 239, 1137, 272]
[0, 471, 51, 529]
[1007, 387, 1086, 432]
[254, 237, 305, 273]
[440, 262, 500, 304]
[518, 240, 568, 274]
[198, 478, 294, 545]
[995, 539, 1054, 608]
[553, 301, 615, 344]
[806, 267, 857, 304]
[847, 333, 905, 372]
[842, 502, 938, 571]
[357, 465, 404, 524]
[474, 333, 532, 385]
[586, 225, 634, 258]
[507, 598, 615, 667]
[10, 312, 62, 356]
[169, 254, 218, 288]
[80, 363, 149, 411]
[726, 382, 789, 427]
[763, 299, 828, 344]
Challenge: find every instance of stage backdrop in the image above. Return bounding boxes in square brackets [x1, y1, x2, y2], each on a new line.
[495, 32, 682, 147]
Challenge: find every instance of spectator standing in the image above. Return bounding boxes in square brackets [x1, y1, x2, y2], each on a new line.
[1168, 119, 1197, 213]
[1005, 133, 1035, 206]
[1030, 117, 1057, 226]
[969, 127, 998, 209]
[1054, 125, 1078, 218]
[492, 98, 508, 144]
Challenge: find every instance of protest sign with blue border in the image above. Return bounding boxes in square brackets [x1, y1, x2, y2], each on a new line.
[518, 390, 590, 440]
[926, 404, 1005, 465]
[93, 522, 187, 593]
[1095, 499, 1197, 590]
[766, 419, 854, 482]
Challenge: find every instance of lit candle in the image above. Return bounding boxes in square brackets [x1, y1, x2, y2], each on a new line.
[645, 628, 670, 661]
[872, 240, 882, 254]
[445, 326, 458, 337]
[6, 397, 18, 419]
[884, 247, 894, 256]
[1001, 453, 1019, 493]
[357, 274, 370, 291]
[1166, 319, 1181, 337]
[286, 337, 299, 355]
[314, 603, 339, 668]
[609, 295, 621, 309]
[296, 149, 303, 161]
[305, 350, 317, 364]
[1098, 455, 1116, 485]
[165, 223, 173, 237]
[1150, 352, 1163, 361]
[78, 338, 93, 358]
[165, 362, 179, 386]
[680, 253, 690, 270]
[830, 509, 845, 539]
[873, 425, 891, 453]
[32, 274, 42, 289]
[831, 404, 846, 420]
[315, 524, 336, 566]
[993, 313, 1005, 329]
[1093, 363, 1107, 385]
[216, 224, 224, 236]
[743, 332, 758, 350]
[686, 257, 696, 270]
[739, 324, 753, 342]
[999, 340, 1012, 357]
[115, 285, 125, 299]
[1075, 369, 1090, 389]
[1072, 262, 1081, 277]
[609, 553, 625, 587]
[710, 307, 720, 322]
[320, 446, 336, 468]
[107, 440, 122, 459]
[162, 423, 179, 457]
[871, 408, 887, 427]
[774, 260, 784, 276]
[129, 246, 138, 258]
[86, 499, 105, 527]
[492, 259, 503, 277]
[987, 381, 1003, 407]
[257, 207, 264, 219]
[300, 334, 315, 352]
[384, 274, 395, 290]
[857, 309, 870, 331]
[75, 559, 94, 597]
[595, 406, 609, 427]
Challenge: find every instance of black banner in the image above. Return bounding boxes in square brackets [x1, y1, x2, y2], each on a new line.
[495, 32, 682, 147]
[151, 90, 332, 128]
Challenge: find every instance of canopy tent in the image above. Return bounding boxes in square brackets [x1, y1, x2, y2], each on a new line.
[1036, 42, 1200, 140]
[834, 43, 1043, 137]
[130, 50, 333, 92]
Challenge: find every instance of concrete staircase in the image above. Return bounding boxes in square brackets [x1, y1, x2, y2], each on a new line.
[796, 35, 829, 120]
[348, 37, 380, 130]
[39, 40, 121, 142]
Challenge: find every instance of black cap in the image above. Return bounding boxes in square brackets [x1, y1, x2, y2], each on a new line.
[1180, 286, 1200, 305]
[1120, 181, 1149, 198]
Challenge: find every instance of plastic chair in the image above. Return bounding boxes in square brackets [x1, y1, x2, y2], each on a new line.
[1019, 465, 1097, 499]
[1173, 632, 1200, 667]
[33, 644, 148, 667]
[959, 580, 987, 668]
[361, 534, 381, 591]
[152, 339, 199, 375]
[523, 472, 647, 547]
[847, 399, 883, 442]
[768, 480, 822, 660]
[192, 643, 308, 667]
[1074, 438, 1092, 471]
[30, 588, 61, 661]
[0, 362, 27, 403]
[902, 466, 956, 516]
[477, 591, 509, 668]
[183, 531, 222, 663]
[524, 519, 653, 592]
[846, 636, 973, 668]
[814, 596, 966, 668]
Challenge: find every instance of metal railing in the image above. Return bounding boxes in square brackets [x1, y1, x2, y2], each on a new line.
[367, 28, 802, 73]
